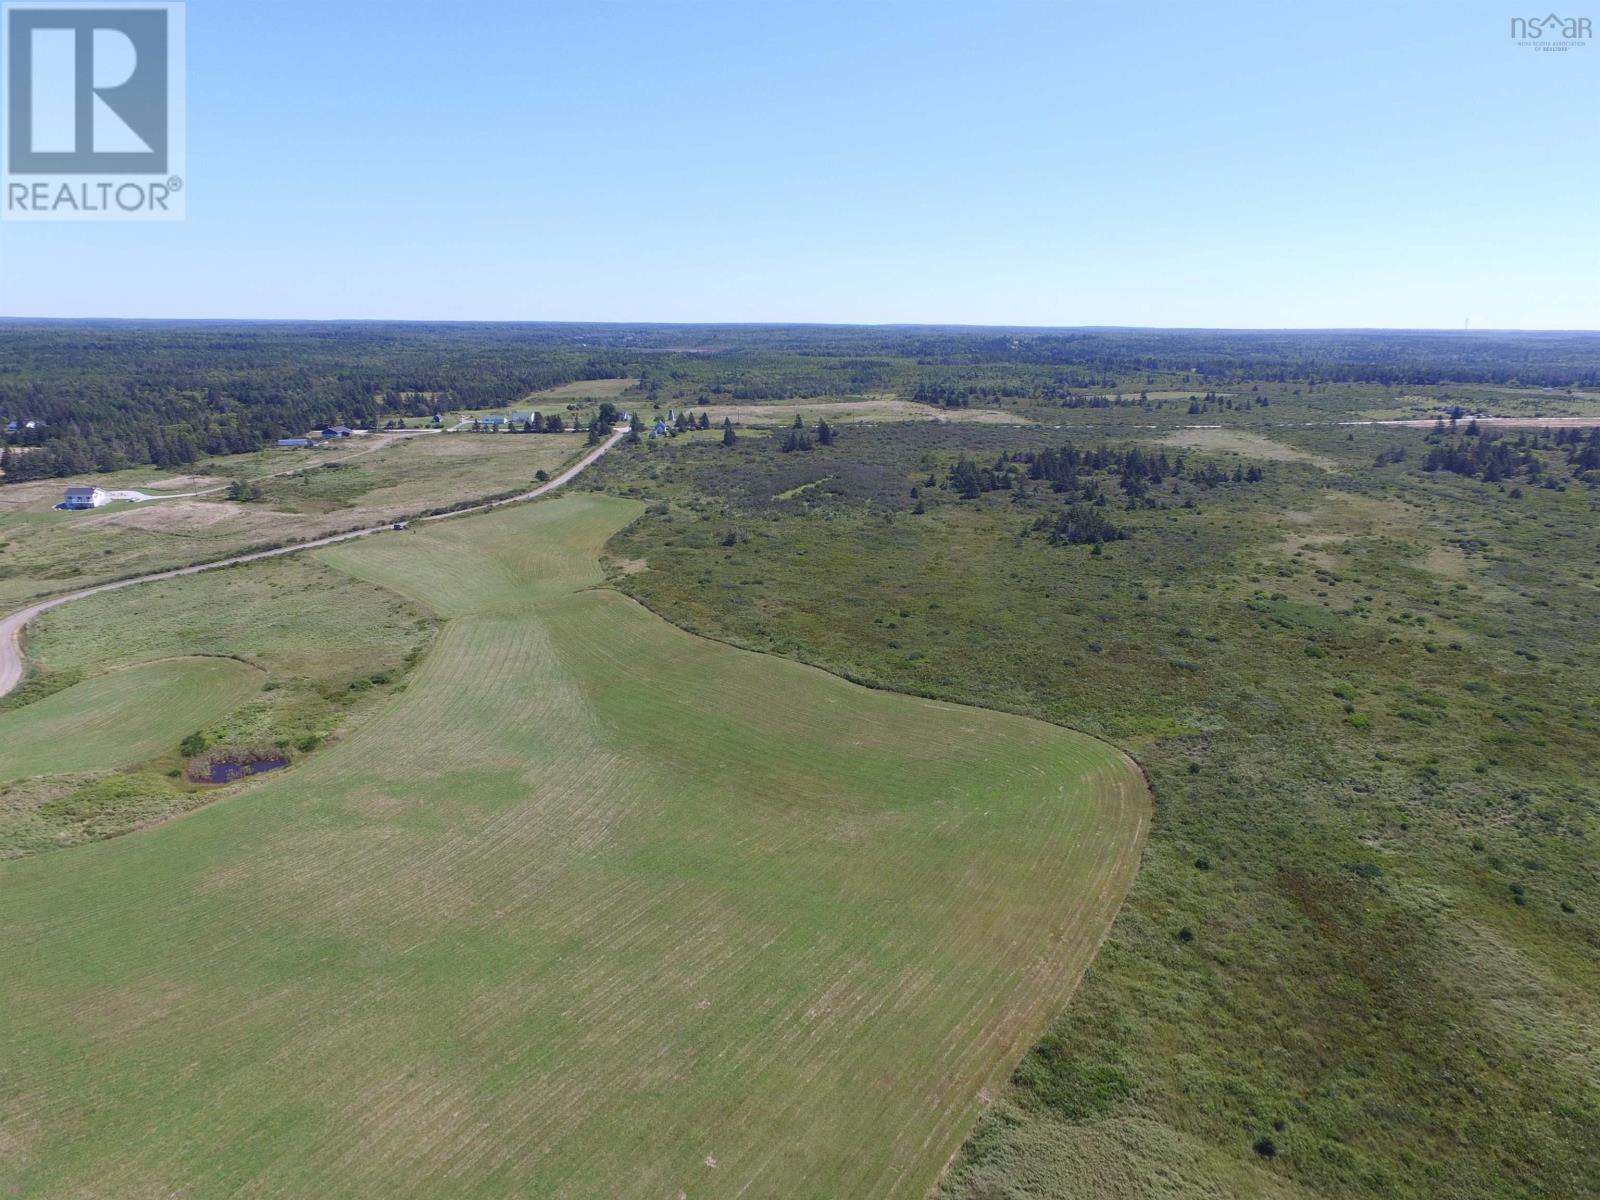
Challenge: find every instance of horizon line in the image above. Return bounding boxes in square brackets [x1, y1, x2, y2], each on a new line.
[1, 316, 1597, 336]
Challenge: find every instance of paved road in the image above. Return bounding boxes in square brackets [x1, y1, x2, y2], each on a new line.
[0, 429, 628, 699]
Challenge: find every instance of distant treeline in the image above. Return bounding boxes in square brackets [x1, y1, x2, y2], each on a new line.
[5, 321, 1600, 480]
[0, 322, 631, 480]
[581, 324, 1600, 388]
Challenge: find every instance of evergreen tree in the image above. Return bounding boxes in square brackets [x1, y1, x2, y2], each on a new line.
[950, 457, 983, 499]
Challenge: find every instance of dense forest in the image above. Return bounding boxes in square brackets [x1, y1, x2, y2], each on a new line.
[0, 323, 630, 480]
[5, 321, 1600, 480]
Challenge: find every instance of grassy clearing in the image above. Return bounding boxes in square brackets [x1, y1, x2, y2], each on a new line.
[1154, 427, 1336, 468]
[0, 658, 260, 781]
[1, 554, 433, 858]
[519, 376, 638, 401]
[594, 419, 1600, 1199]
[241, 432, 583, 515]
[1360, 388, 1600, 421]
[0, 433, 584, 608]
[0, 466, 214, 511]
[701, 397, 1028, 426]
[0, 492, 1145, 1199]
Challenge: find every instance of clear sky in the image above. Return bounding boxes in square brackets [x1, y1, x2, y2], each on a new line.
[0, 0, 1594, 327]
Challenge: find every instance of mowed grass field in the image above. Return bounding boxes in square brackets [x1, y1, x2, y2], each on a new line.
[0, 433, 585, 609]
[0, 658, 261, 781]
[0, 492, 1147, 1199]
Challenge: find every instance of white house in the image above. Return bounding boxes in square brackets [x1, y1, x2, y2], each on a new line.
[62, 486, 110, 509]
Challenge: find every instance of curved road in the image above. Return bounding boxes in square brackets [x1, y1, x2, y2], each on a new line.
[0, 428, 629, 698]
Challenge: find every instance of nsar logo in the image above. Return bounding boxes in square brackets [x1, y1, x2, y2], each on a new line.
[2, 2, 185, 220]
[1510, 12, 1591, 50]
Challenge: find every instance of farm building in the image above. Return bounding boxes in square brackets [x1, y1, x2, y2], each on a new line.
[480, 416, 508, 428]
[278, 437, 312, 448]
[61, 486, 110, 509]
[321, 425, 354, 438]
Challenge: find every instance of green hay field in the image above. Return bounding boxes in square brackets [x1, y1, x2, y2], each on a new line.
[0, 657, 261, 781]
[0, 493, 1146, 1199]
[0, 432, 585, 609]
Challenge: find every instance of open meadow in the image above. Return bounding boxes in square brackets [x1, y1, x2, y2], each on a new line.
[596, 413, 1600, 1200]
[0, 554, 432, 859]
[0, 492, 1147, 1198]
[701, 397, 1029, 427]
[0, 658, 262, 781]
[521, 376, 639, 401]
[5, 324, 1600, 1199]
[0, 432, 585, 608]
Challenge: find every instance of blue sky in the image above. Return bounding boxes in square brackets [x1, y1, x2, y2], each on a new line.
[0, 0, 1595, 326]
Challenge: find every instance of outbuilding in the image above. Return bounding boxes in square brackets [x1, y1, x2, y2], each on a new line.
[278, 437, 312, 448]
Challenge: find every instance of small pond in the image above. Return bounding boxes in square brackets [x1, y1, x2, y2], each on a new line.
[206, 756, 289, 784]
